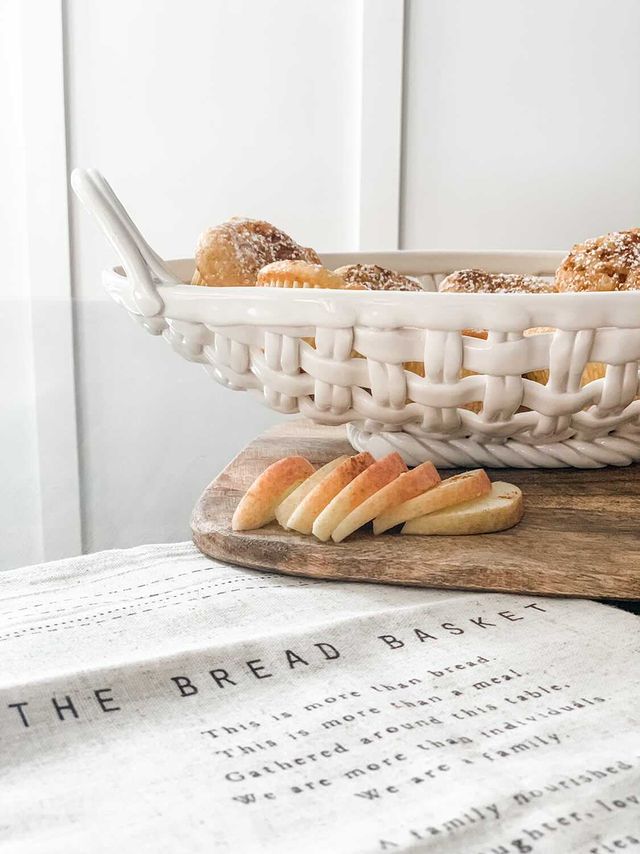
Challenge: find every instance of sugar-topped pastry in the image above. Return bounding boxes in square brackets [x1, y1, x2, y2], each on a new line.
[192, 218, 320, 286]
[556, 229, 640, 291]
[334, 264, 423, 292]
[439, 269, 557, 294]
[256, 260, 345, 289]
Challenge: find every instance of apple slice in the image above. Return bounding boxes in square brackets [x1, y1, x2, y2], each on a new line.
[231, 456, 315, 531]
[312, 453, 408, 542]
[373, 469, 491, 535]
[331, 461, 440, 543]
[275, 456, 349, 529]
[402, 481, 523, 535]
[287, 452, 375, 535]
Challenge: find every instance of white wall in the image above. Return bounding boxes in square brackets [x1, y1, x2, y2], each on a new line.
[0, 0, 44, 569]
[401, 0, 640, 250]
[65, 0, 363, 555]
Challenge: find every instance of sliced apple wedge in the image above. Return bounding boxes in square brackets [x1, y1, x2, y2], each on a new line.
[331, 461, 440, 543]
[373, 469, 491, 535]
[287, 452, 375, 535]
[312, 453, 408, 542]
[402, 481, 523, 535]
[275, 455, 349, 529]
[232, 456, 315, 531]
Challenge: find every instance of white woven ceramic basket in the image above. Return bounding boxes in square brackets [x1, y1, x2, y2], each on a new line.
[72, 168, 640, 469]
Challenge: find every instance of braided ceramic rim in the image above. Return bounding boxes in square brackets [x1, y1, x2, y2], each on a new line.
[347, 422, 640, 468]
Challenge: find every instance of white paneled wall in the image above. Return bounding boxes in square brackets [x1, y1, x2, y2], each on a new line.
[65, 0, 367, 556]
[401, 0, 640, 250]
[66, 0, 363, 294]
[1, 0, 44, 569]
[5, 0, 640, 569]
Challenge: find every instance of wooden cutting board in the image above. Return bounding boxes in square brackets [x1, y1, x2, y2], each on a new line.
[192, 420, 640, 599]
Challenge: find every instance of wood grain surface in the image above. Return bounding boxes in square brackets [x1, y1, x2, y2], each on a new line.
[192, 420, 640, 599]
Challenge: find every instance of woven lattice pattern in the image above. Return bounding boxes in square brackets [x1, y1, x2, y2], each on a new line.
[162, 323, 640, 432]
[129, 295, 640, 467]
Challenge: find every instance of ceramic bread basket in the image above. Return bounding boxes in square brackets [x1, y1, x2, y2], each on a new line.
[72, 168, 640, 469]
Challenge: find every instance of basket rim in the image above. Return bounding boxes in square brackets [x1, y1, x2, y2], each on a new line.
[103, 251, 640, 331]
[113, 248, 568, 278]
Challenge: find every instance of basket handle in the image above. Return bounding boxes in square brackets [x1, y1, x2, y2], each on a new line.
[71, 168, 182, 316]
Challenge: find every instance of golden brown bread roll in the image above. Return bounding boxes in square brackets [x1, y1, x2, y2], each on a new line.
[556, 229, 640, 292]
[256, 260, 345, 289]
[334, 264, 423, 292]
[439, 269, 557, 294]
[193, 218, 320, 286]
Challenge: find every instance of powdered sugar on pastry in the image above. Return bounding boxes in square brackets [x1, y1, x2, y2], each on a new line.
[556, 229, 640, 291]
[193, 218, 320, 287]
[334, 264, 423, 292]
[439, 269, 556, 294]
